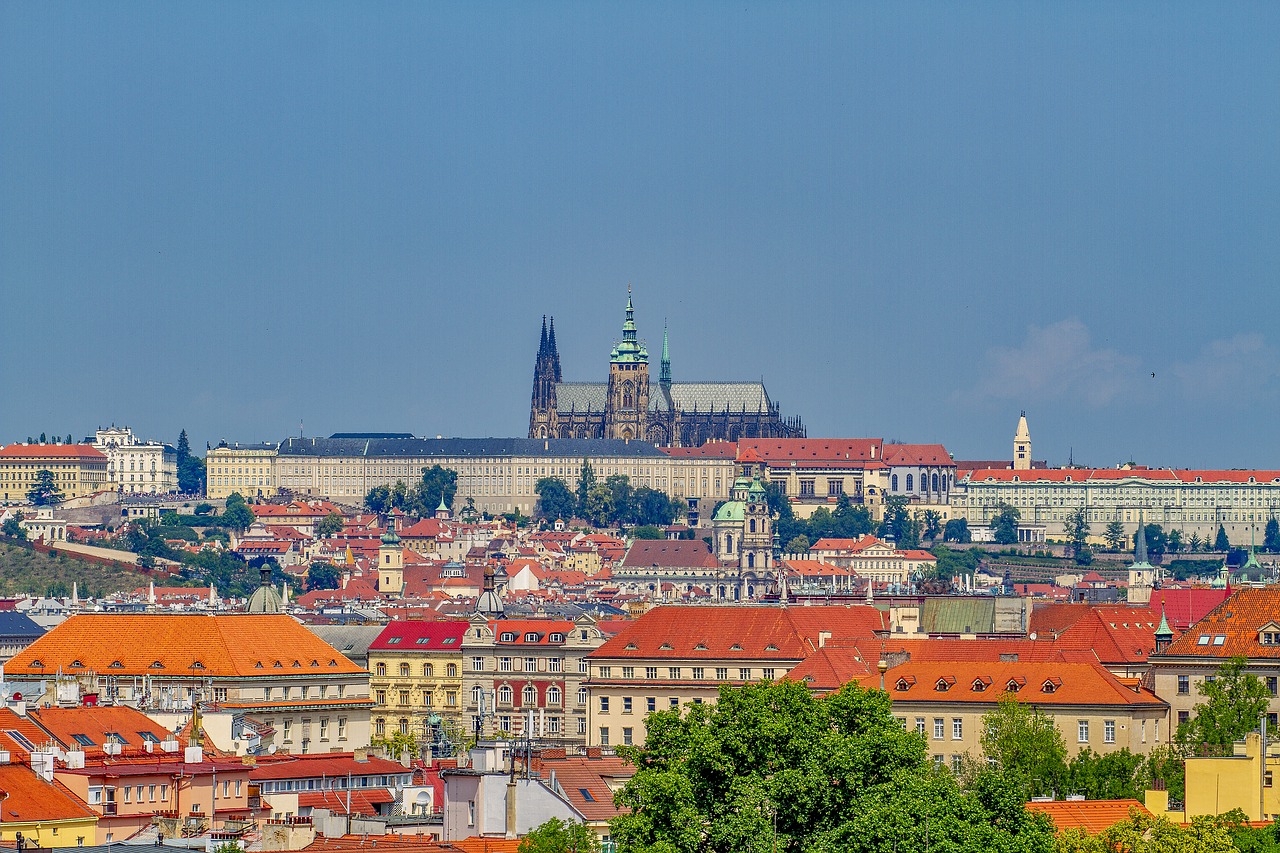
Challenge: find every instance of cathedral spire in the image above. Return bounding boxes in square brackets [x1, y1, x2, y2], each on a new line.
[660, 323, 671, 386]
[548, 316, 561, 381]
[539, 315, 548, 357]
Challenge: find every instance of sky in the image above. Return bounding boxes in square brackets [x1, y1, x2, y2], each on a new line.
[2, 3, 1277, 468]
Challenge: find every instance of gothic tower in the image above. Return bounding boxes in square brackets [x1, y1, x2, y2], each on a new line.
[529, 316, 560, 439]
[1014, 411, 1032, 470]
[605, 291, 649, 440]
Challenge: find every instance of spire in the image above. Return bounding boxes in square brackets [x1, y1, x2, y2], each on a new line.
[1134, 513, 1149, 565]
[1156, 606, 1173, 639]
[660, 323, 671, 386]
[548, 317, 561, 381]
[539, 316, 548, 357]
[381, 515, 400, 547]
[611, 286, 648, 364]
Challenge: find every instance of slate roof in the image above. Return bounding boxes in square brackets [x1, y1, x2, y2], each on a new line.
[0, 610, 44, 639]
[554, 381, 772, 413]
[279, 436, 667, 459]
[620, 540, 719, 570]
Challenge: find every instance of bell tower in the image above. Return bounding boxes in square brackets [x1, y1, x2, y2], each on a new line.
[1014, 411, 1032, 470]
[605, 289, 649, 440]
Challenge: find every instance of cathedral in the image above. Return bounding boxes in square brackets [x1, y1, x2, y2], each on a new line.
[528, 293, 805, 446]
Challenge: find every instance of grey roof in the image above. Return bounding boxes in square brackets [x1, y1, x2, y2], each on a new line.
[278, 436, 668, 459]
[307, 624, 385, 660]
[555, 381, 772, 413]
[0, 611, 44, 639]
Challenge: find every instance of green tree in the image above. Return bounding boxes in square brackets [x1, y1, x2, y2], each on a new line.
[220, 492, 254, 532]
[605, 474, 635, 526]
[785, 534, 810, 554]
[832, 494, 875, 539]
[1176, 656, 1270, 755]
[519, 817, 600, 853]
[634, 486, 681, 527]
[1214, 525, 1230, 552]
[1265, 518, 1280, 554]
[365, 485, 391, 514]
[1055, 810, 1235, 853]
[1139, 523, 1167, 563]
[414, 465, 458, 516]
[877, 495, 910, 541]
[315, 511, 345, 539]
[38, 432, 46, 444]
[575, 460, 596, 519]
[160, 511, 181, 526]
[942, 518, 971, 543]
[1064, 748, 1144, 800]
[611, 680, 1055, 853]
[2, 512, 26, 541]
[583, 483, 615, 528]
[66, 434, 73, 445]
[176, 429, 205, 494]
[27, 469, 65, 506]
[306, 562, 341, 591]
[991, 504, 1021, 545]
[922, 509, 943, 542]
[534, 478, 576, 522]
[1189, 531, 1204, 553]
[980, 692, 1067, 799]
[630, 525, 664, 540]
[1103, 519, 1127, 551]
[1064, 508, 1091, 564]
[1166, 529, 1183, 555]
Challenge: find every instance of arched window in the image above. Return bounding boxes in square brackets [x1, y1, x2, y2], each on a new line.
[375, 662, 387, 676]
[547, 685, 561, 705]
[622, 381, 634, 409]
[522, 685, 537, 706]
[446, 663, 458, 677]
[746, 552, 755, 568]
[906, 474, 914, 492]
[932, 473, 940, 492]
[749, 519, 756, 533]
[471, 685, 483, 705]
[399, 663, 410, 677]
[498, 685, 513, 704]
[891, 474, 899, 491]
[423, 663, 434, 677]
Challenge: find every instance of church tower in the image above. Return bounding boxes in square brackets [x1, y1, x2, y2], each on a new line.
[377, 516, 404, 596]
[1013, 412, 1032, 470]
[605, 290, 649, 440]
[529, 316, 560, 439]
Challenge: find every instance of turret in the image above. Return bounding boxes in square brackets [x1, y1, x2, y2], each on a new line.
[1014, 411, 1032, 470]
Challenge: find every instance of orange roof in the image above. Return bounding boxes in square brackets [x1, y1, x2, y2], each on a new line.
[29, 706, 178, 758]
[0, 444, 106, 460]
[863, 661, 1165, 708]
[537, 755, 633, 822]
[1161, 588, 1280, 658]
[0, 763, 97, 822]
[5, 614, 365, 677]
[1026, 799, 1150, 833]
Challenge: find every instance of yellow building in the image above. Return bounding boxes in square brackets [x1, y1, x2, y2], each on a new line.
[368, 621, 468, 743]
[0, 764, 100, 848]
[1179, 732, 1280, 822]
[0, 443, 109, 503]
[205, 442, 278, 499]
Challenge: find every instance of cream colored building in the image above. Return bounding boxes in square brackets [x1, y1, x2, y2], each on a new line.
[92, 427, 178, 494]
[206, 442, 278, 499]
[0, 444, 109, 503]
[273, 435, 733, 517]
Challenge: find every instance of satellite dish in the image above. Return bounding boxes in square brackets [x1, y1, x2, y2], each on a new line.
[12, 692, 21, 701]
[1029, 632, 1037, 641]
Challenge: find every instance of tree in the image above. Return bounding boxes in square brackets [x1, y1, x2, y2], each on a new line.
[942, 518, 971, 544]
[583, 483, 615, 528]
[27, 469, 65, 506]
[922, 509, 943, 542]
[611, 680, 1055, 853]
[980, 693, 1067, 799]
[896, 513, 922, 549]
[1064, 748, 1145, 801]
[315, 511, 345, 539]
[365, 485, 391, 514]
[220, 492, 254, 532]
[1, 512, 26, 541]
[832, 494, 875, 539]
[634, 486, 681, 527]
[307, 562, 341, 591]
[1056, 810, 1235, 853]
[38, 433, 46, 444]
[1103, 519, 1127, 551]
[1265, 517, 1280, 554]
[534, 478, 576, 522]
[1139, 523, 1167, 563]
[1166, 529, 1183, 555]
[991, 504, 1021, 545]
[630, 525, 664, 540]
[194, 502, 214, 516]
[785, 534, 810, 554]
[877, 495, 910, 541]
[1177, 656, 1270, 755]
[519, 817, 600, 853]
[65, 434, 72, 445]
[1214, 525, 1230, 552]
[176, 429, 206, 494]
[1189, 531, 1203, 553]
[605, 475, 635, 526]
[415, 465, 458, 516]
[575, 460, 596, 519]
[1064, 508, 1091, 564]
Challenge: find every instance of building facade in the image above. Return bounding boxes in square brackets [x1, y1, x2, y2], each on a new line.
[0, 444, 109, 503]
[91, 427, 178, 494]
[528, 296, 805, 446]
[367, 620, 468, 743]
[205, 442, 278, 499]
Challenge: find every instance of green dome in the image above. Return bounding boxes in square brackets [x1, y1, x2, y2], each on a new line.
[714, 501, 745, 522]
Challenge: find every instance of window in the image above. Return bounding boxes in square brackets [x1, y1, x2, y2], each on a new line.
[423, 693, 434, 708]
[600, 697, 610, 713]
[399, 690, 410, 706]
[1178, 710, 1190, 726]
[952, 719, 963, 740]
[548, 658, 561, 673]
[600, 666, 612, 678]
[740, 668, 751, 681]
[399, 663, 410, 677]
[525, 657, 537, 673]
[523, 685, 537, 706]
[623, 697, 633, 713]
[933, 719, 944, 740]
[320, 719, 329, 739]
[423, 663, 435, 677]
[668, 667, 680, 679]
[762, 668, 776, 681]
[579, 660, 589, 674]
[1177, 675, 1189, 695]
[471, 656, 485, 672]
[498, 685, 514, 704]
[375, 689, 387, 705]
[670, 698, 679, 708]
[578, 718, 587, 735]
[623, 727, 633, 745]
[692, 667, 705, 680]
[1104, 720, 1116, 744]
[951, 755, 963, 774]
[375, 663, 387, 676]
[547, 686, 561, 705]
[499, 657, 512, 672]
[828, 479, 844, 497]
[622, 666, 635, 679]
[916, 717, 926, 735]
[1078, 720, 1090, 743]
[599, 727, 609, 746]
[646, 697, 656, 712]
[577, 687, 587, 705]
[799, 479, 815, 498]
[1269, 677, 1278, 697]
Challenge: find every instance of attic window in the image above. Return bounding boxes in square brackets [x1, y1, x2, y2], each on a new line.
[29, 660, 42, 668]
[524, 633, 542, 643]
[730, 643, 742, 651]
[329, 659, 338, 666]
[895, 676, 916, 691]
[935, 676, 955, 692]
[255, 662, 264, 669]
[765, 644, 779, 652]
[310, 659, 319, 667]
[292, 660, 302, 667]
[273, 661, 283, 668]
[579, 788, 596, 802]
[109, 661, 123, 669]
[1197, 635, 1211, 645]
[659, 643, 674, 651]
[1005, 678, 1026, 692]
[1213, 635, 1226, 645]
[386, 637, 402, 644]
[625, 643, 638, 650]
[1042, 678, 1062, 693]
[416, 637, 430, 644]
[70, 660, 84, 669]
[150, 661, 165, 669]
[191, 661, 204, 669]
[500, 632, 516, 643]
[695, 643, 708, 651]
[972, 677, 992, 692]
[72, 734, 95, 747]
[137, 731, 160, 744]
[442, 637, 457, 644]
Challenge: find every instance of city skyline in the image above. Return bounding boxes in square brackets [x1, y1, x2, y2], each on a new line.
[2, 4, 1277, 467]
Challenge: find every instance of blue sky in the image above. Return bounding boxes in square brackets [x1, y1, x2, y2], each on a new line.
[2, 3, 1277, 467]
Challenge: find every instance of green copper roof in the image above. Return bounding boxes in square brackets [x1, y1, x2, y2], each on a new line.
[611, 291, 649, 364]
[714, 500, 745, 522]
[1155, 607, 1173, 638]
[382, 521, 400, 546]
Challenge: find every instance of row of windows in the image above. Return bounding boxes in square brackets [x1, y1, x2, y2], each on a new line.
[596, 665, 777, 681]
[374, 689, 459, 707]
[374, 662, 460, 677]
[906, 716, 1120, 744]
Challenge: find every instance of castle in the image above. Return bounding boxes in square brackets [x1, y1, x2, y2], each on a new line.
[529, 293, 805, 446]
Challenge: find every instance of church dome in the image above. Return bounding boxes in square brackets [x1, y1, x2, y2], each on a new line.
[246, 583, 283, 614]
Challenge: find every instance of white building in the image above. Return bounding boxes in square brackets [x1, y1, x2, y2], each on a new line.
[92, 427, 178, 494]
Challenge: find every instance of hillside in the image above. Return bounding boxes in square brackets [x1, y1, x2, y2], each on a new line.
[0, 541, 155, 598]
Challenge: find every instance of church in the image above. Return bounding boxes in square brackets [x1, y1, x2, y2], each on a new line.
[529, 293, 805, 446]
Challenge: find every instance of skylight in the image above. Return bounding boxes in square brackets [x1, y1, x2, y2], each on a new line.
[72, 734, 95, 747]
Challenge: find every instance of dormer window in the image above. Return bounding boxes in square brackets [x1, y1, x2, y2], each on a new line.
[895, 676, 916, 692]
[659, 643, 674, 651]
[549, 633, 565, 643]
[935, 676, 955, 692]
[625, 643, 638, 650]
[500, 632, 516, 643]
[765, 644, 779, 652]
[1005, 677, 1025, 692]
[150, 661, 165, 669]
[109, 661, 123, 669]
[525, 632, 542, 643]
[1197, 635, 1211, 645]
[972, 676, 992, 692]
[1042, 678, 1061, 693]
[70, 660, 84, 669]
[695, 643, 708, 651]
[730, 643, 742, 651]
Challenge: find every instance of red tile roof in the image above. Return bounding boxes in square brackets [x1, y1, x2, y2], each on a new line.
[1160, 588, 1280, 658]
[620, 540, 719, 570]
[0, 763, 97, 821]
[880, 444, 954, 466]
[537, 755, 633, 822]
[249, 753, 408, 780]
[738, 438, 883, 466]
[862, 661, 1165, 708]
[297, 789, 394, 815]
[0, 444, 106, 460]
[369, 620, 468, 651]
[1026, 799, 1150, 834]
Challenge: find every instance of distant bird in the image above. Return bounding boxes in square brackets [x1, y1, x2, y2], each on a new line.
[1151, 372, 1156, 378]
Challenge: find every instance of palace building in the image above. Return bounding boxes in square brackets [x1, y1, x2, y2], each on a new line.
[529, 293, 805, 446]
